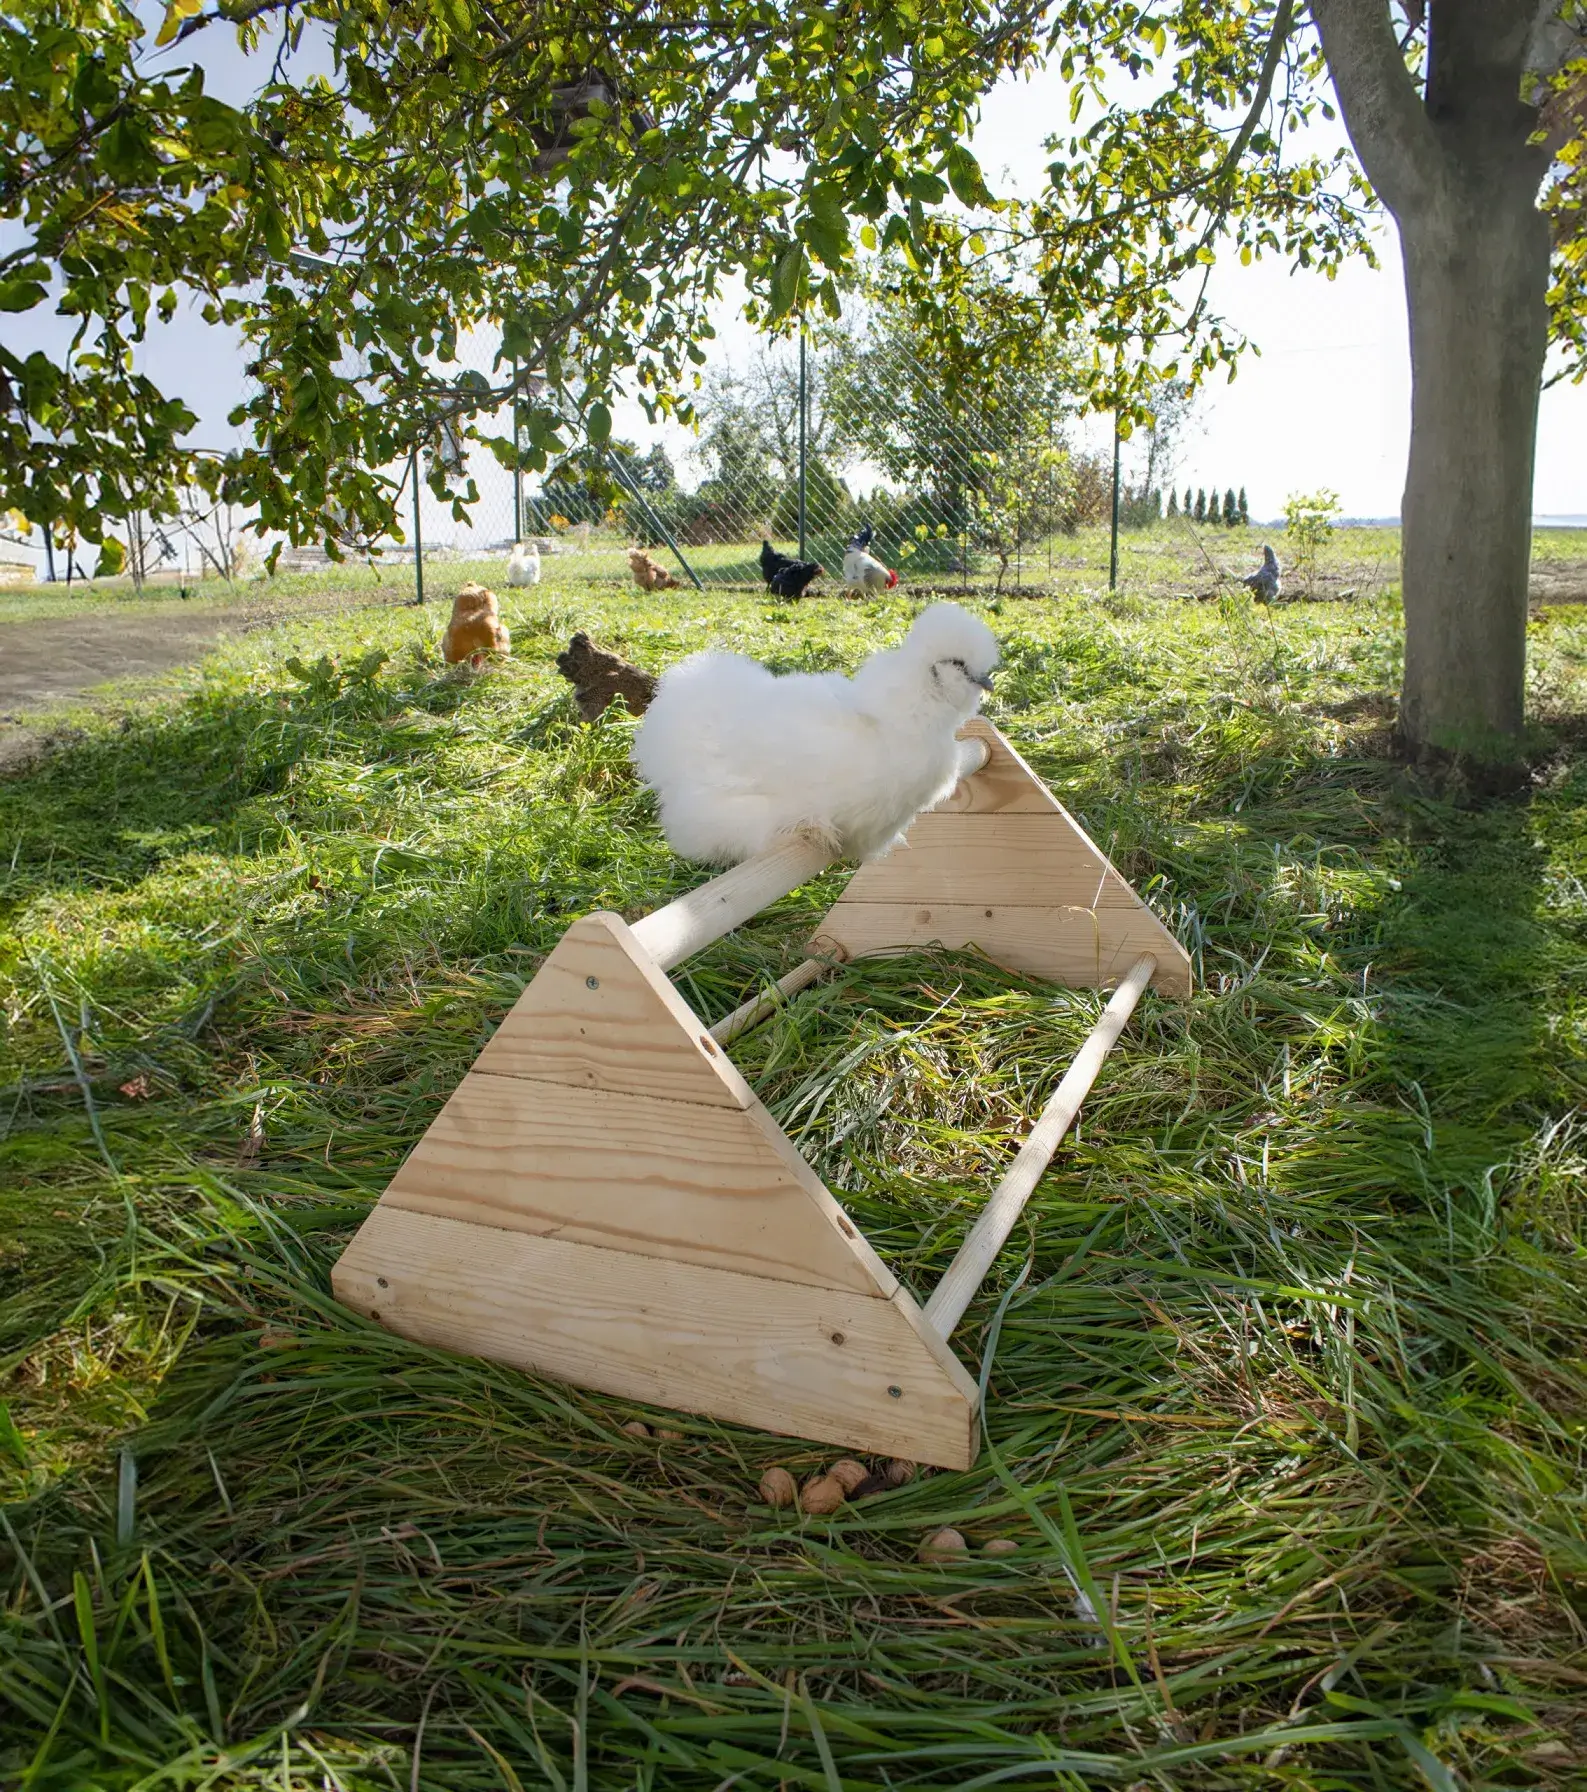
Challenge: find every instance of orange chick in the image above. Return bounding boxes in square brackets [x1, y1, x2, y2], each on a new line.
[627, 547, 680, 592]
[441, 582, 512, 669]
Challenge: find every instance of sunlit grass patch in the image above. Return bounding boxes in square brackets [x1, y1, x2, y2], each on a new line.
[2, 582, 1585, 1788]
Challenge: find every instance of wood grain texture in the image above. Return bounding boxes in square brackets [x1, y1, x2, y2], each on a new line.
[818, 725, 1192, 996]
[836, 814, 1150, 907]
[333, 1206, 981, 1468]
[472, 910, 759, 1103]
[813, 901, 1192, 998]
[937, 719, 1063, 815]
[381, 1069, 897, 1295]
[474, 912, 754, 1109]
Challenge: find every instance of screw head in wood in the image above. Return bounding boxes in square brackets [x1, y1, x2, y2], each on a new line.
[586, 975, 600, 989]
[887, 1385, 902, 1398]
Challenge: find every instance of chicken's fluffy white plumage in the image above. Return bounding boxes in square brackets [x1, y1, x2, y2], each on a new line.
[633, 602, 1000, 865]
[505, 541, 541, 587]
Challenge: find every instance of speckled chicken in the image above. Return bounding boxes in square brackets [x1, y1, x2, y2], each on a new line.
[1242, 543, 1281, 603]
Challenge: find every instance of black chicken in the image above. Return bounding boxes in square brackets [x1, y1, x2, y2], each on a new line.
[759, 538, 823, 600]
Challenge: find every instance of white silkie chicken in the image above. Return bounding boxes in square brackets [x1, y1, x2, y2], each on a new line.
[842, 524, 897, 594]
[632, 602, 999, 865]
[505, 540, 541, 587]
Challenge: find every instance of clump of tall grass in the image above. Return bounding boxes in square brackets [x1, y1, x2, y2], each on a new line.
[2, 585, 1585, 1788]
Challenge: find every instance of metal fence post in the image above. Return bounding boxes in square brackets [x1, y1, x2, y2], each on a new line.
[411, 446, 425, 604]
[512, 357, 523, 543]
[1109, 411, 1122, 593]
[603, 447, 705, 593]
[797, 327, 808, 561]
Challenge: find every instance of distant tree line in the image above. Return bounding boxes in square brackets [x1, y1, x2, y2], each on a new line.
[1167, 486, 1250, 528]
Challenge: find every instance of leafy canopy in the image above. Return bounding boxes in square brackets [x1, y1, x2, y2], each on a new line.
[1, 0, 1044, 550]
[954, 3, 1587, 411]
[8, 0, 1583, 558]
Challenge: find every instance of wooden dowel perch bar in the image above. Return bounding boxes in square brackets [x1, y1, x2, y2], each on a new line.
[923, 953, 1157, 1339]
[630, 834, 836, 971]
[332, 722, 1193, 1471]
[709, 951, 845, 1047]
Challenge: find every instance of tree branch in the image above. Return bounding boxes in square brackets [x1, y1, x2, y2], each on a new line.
[1210, 0, 1298, 190]
[1309, 0, 1440, 216]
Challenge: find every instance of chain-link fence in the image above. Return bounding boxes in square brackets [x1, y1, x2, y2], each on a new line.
[5, 313, 1295, 600]
[258, 321, 1111, 599]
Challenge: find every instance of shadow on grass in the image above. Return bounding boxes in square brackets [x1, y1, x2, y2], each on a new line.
[4, 659, 1586, 1786]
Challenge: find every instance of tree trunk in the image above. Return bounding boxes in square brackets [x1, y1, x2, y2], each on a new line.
[1397, 180, 1550, 758]
[1312, 0, 1557, 767]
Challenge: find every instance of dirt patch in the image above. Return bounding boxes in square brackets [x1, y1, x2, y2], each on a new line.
[1530, 571, 1587, 608]
[0, 609, 238, 708]
[0, 591, 421, 770]
[0, 610, 249, 771]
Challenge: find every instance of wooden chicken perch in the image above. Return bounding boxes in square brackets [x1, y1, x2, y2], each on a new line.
[332, 721, 1191, 1470]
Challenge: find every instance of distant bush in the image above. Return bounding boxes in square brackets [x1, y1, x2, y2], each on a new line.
[1283, 488, 1342, 594]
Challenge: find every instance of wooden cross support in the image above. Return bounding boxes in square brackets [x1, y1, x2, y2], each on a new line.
[331, 721, 1191, 1468]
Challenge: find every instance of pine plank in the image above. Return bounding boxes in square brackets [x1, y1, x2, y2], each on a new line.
[937, 719, 1064, 815]
[475, 912, 754, 1108]
[814, 900, 1191, 996]
[381, 1069, 896, 1295]
[333, 1206, 980, 1468]
[838, 813, 1148, 907]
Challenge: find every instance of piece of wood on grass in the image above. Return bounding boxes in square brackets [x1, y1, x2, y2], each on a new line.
[924, 953, 1157, 1337]
[367, 909, 892, 1293]
[332, 1205, 980, 1468]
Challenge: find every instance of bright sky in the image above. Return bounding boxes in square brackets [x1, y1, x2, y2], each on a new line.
[965, 66, 1587, 523]
[7, 32, 1585, 541]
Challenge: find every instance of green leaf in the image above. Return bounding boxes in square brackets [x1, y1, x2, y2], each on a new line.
[944, 145, 990, 207]
[0, 281, 47, 313]
[587, 401, 611, 444]
[0, 1402, 26, 1465]
[769, 241, 807, 317]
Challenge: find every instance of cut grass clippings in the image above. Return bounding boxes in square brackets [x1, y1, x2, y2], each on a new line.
[2, 580, 1585, 1789]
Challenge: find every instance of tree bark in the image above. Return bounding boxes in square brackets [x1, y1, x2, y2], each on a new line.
[1398, 176, 1550, 755]
[1312, 0, 1556, 763]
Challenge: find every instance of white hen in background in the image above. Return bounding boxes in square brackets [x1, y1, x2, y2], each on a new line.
[505, 541, 541, 587]
[633, 602, 999, 864]
[841, 526, 898, 594]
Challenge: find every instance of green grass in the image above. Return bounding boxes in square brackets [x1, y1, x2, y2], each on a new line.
[2, 578, 1586, 1788]
[4, 520, 1583, 627]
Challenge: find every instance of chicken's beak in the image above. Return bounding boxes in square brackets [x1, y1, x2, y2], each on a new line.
[970, 671, 995, 692]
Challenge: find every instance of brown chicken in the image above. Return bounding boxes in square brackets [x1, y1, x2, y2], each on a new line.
[555, 631, 657, 721]
[440, 582, 512, 669]
[627, 547, 680, 592]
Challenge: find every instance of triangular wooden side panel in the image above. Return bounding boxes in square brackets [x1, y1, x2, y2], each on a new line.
[361, 912, 896, 1295]
[814, 720, 1193, 997]
[474, 912, 754, 1107]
